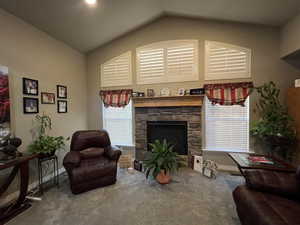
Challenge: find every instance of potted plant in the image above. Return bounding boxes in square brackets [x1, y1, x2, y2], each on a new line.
[250, 81, 296, 160]
[28, 113, 69, 158]
[143, 139, 183, 184]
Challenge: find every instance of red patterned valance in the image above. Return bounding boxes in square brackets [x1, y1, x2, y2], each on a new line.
[204, 82, 253, 106]
[100, 89, 132, 108]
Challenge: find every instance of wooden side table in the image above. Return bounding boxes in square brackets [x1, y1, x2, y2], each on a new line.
[0, 154, 38, 224]
[38, 154, 59, 194]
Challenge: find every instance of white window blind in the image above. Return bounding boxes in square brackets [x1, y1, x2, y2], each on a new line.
[101, 51, 132, 87]
[137, 40, 199, 84]
[204, 97, 249, 152]
[205, 41, 251, 80]
[102, 101, 133, 146]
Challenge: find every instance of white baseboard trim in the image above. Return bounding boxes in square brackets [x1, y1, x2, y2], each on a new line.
[1, 167, 66, 206]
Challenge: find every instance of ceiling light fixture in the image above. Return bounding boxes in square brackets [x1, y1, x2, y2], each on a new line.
[85, 0, 97, 5]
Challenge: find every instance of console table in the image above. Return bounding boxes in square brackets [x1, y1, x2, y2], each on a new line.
[0, 154, 38, 224]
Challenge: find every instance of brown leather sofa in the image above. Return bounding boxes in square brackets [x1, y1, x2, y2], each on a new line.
[63, 130, 121, 194]
[233, 168, 300, 225]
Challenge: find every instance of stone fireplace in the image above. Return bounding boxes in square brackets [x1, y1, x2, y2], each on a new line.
[134, 105, 202, 166]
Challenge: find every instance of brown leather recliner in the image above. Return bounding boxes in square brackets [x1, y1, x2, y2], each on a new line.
[63, 130, 122, 194]
[233, 167, 300, 225]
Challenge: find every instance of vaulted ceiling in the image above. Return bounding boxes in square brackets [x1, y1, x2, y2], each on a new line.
[1, 0, 300, 53]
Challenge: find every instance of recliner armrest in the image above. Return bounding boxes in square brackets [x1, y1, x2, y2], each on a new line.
[245, 169, 300, 200]
[63, 151, 81, 169]
[105, 146, 122, 162]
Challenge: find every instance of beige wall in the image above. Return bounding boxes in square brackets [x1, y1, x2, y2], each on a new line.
[0, 9, 87, 199]
[87, 16, 299, 130]
[281, 13, 300, 57]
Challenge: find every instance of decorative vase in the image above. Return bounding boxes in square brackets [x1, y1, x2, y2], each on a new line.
[156, 170, 171, 184]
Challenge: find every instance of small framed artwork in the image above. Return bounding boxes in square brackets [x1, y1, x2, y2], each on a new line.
[57, 85, 67, 99]
[23, 97, 39, 114]
[178, 88, 185, 96]
[41, 92, 55, 104]
[57, 100, 67, 113]
[160, 88, 170, 96]
[147, 89, 155, 97]
[202, 160, 218, 179]
[23, 78, 38, 96]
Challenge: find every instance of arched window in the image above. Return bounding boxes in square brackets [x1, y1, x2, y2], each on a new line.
[136, 40, 199, 84]
[100, 51, 132, 87]
[205, 41, 251, 80]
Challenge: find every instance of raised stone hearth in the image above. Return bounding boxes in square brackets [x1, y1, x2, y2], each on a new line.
[135, 106, 202, 166]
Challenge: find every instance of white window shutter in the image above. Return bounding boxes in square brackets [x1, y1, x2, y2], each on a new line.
[205, 41, 251, 80]
[136, 47, 165, 84]
[101, 51, 132, 87]
[166, 40, 199, 82]
[136, 40, 199, 85]
[204, 97, 250, 152]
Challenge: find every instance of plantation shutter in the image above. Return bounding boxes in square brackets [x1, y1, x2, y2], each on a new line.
[205, 97, 249, 152]
[166, 40, 198, 82]
[205, 41, 251, 80]
[101, 51, 132, 87]
[136, 47, 165, 84]
[136, 40, 199, 84]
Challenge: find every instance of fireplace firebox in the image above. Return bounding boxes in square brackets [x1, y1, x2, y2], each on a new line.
[147, 121, 188, 155]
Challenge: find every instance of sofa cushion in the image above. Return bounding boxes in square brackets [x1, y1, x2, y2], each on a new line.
[80, 147, 105, 159]
[71, 157, 117, 183]
[233, 185, 300, 225]
[244, 169, 300, 200]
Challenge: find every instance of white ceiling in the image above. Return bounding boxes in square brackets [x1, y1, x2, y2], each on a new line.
[1, 0, 300, 53]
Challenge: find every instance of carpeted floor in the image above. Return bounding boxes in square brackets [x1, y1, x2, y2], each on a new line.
[8, 168, 243, 225]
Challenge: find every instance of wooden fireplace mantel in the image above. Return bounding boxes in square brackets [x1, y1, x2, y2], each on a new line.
[132, 95, 204, 108]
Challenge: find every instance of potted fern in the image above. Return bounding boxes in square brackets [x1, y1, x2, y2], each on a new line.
[143, 139, 183, 184]
[28, 113, 69, 158]
[250, 81, 296, 159]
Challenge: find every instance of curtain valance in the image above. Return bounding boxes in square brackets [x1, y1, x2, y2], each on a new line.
[99, 89, 132, 108]
[204, 82, 253, 106]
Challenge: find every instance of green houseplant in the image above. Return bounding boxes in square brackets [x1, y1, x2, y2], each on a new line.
[143, 139, 183, 184]
[28, 113, 69, 157]
[250, 81, 296, 159]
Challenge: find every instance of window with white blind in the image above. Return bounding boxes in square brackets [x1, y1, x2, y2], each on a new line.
[136, 40, 199, 84]
[102, 101, 133, 146]
[204, 97, 250, 152]
[100, 51, 132, 87]
[205, 41, 251, 80]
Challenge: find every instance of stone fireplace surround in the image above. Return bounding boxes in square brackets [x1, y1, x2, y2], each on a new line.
[135, 106, 202, 166]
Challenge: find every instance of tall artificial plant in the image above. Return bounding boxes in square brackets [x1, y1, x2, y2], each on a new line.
[250, 81, 296, 159]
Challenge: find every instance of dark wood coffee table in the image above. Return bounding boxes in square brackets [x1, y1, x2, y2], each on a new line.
[228, 152, 296, 176]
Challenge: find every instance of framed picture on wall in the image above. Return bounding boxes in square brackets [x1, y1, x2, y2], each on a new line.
[57, 100, 67, 113]
[23, 97, 39, 114]
[41, 92, 55, 104]
[57, 85, 67, 99]
[23, 78, 38, 96]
